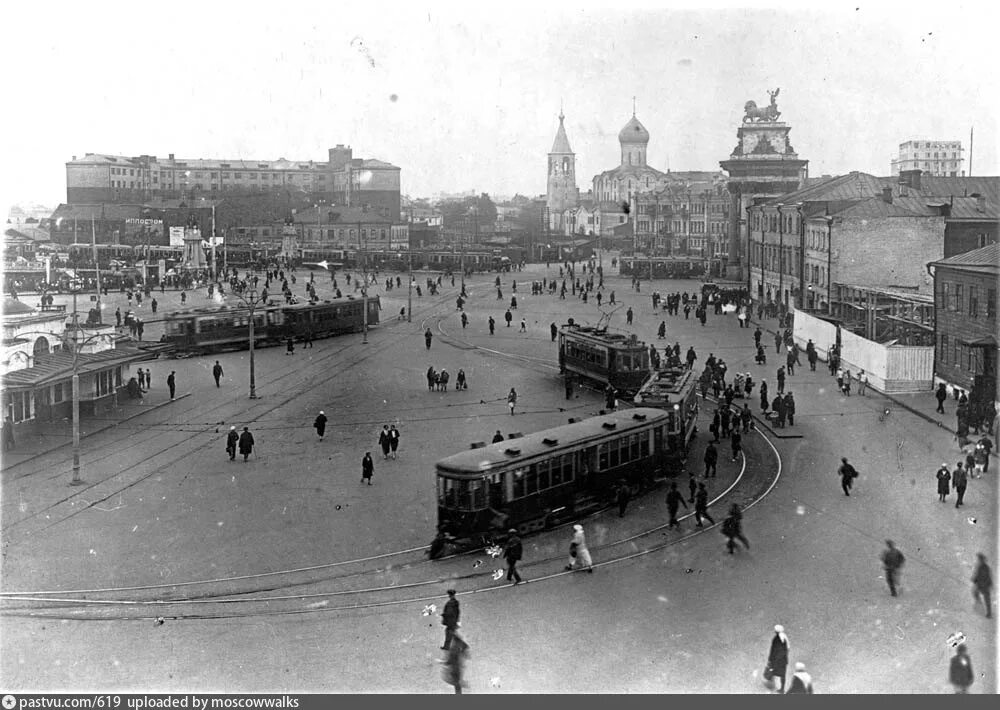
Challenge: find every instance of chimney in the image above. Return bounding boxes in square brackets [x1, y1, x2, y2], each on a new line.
[72, 155, 77, 161]
[900, 169, 922, 190]
[168, 153, 175, 161]
[881, 187, 893, 204]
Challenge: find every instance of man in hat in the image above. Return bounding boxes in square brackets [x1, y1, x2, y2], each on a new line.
[492, 430, 505, 444]
[785, 662, 814, 693]
[881, 540, 905, 597]
[313, 411, 327, 440]
[212, 360, 224, 388]
[766, 625, 790, 693]
[225, 426, 239, 461]
[949, 644, 974, 694]
[972, 553, 993, 618]
[440, 589, 460, 650]
[503, 529, 523, 585]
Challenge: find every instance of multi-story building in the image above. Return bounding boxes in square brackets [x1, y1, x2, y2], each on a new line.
[891, 139, 964, 177]
[928, 242, 998, 413]
[633, 178, 730, 258]
[746, 170, 999, 313]
[65, 144, 401, 219]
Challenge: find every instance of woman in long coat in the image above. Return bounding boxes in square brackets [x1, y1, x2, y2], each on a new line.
[936, 463, 951, 502]
[759, 381, 769, 413]
[238, 427, 254, 462]
[565, 524, 593, 572]
[766, 625, 790, 692]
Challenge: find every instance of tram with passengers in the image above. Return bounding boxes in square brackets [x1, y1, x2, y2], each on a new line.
[433, 407, 687, 547]
[161, 295, 380, 354]
[558, 315, 650, 395]
[632, 366, 699, 467]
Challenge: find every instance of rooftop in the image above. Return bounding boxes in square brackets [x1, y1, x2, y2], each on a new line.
[929, 242, 1000, 271]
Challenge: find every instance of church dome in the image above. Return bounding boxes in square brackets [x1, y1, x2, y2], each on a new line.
[619, 115, 650, 144]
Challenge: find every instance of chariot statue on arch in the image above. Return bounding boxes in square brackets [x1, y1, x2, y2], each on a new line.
[743, 87, 781, 123]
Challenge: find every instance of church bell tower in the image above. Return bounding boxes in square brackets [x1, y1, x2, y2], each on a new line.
[547, 109, 579, 232]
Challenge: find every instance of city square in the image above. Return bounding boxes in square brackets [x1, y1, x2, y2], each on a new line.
[2, 2, 998, 696]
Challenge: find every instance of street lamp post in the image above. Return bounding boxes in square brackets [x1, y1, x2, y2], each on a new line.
[68, 280, 84, 485]
[236, 287, 263, 399]
[407, 248, 413, 323]
[361, 242, 369, 344]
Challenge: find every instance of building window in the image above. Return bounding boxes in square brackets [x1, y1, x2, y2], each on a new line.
[222, 172, 230, 178]
[940, 334, 949, 364]
[953, 284, 963, 313]
[53, 383, 64, 403]
[6, 391, 32, 422]
[969, 286, 978, 317]
[987, 289, 996, 320]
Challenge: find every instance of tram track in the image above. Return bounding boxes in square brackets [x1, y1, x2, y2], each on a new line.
[0, 413, 782, 623]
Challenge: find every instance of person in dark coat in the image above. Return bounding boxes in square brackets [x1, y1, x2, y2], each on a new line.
[167, 371, 176, 400]
[441, 630, 470, 694]
[776, 366, 786, 394]
[704, 441, 718, 477]
[388, 424, 400, 458]
[313, 411, 327, 440]
[503, 529, 523, 584]
[730, 429, 743, 462]
[504, 309, 513, 327]
[616, 480, 632, 517]
[806, 340, 817, 371]
[666, 481, 688, 529]
[212, 361, 224, 387]
[784, 392, 796, 426]
[839, 457, 858, 496]
[759, 380, 769, 413]
[488, 316, 495, 335]
[772, 394, 786, 427]
[936, 463, 951, 502]
[238, 427, 254, 462]
[440, 589, 460, 650]
[881, 540, 905, 596]
[972, 553, 993, 618]
[551, 322, 558, 341]
[379, 425, 391, 459]
[492, 430, 504, 444]
[425, 328, 433, 349]
[949, 644, 974, 694]
[361, 452, 374, 485]
[935, 383, 948, 414]
[952, 461, 968, 507]
[694, 483, 714, 527]
[785, 662, 814, 694]
[286, 336, 295, 355]
[224, 426, 238, 460]
[766, 625, 790, 693]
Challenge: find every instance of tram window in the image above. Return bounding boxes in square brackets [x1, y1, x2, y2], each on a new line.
[640, 430, 650, 456]
[525, 467, 538, 496]
[550, 459, 563, 486]
[471, 480, 486, 509]
[511, 467, 527, 499]
[598, 443, 608, 470]
[608, 439, 620, 468]
[630, 434, 640, 460]
[537, 461, 550, 490]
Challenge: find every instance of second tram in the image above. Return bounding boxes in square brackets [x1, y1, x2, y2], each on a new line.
[558, 319, 650, 395]
[632, 366, 699, 466]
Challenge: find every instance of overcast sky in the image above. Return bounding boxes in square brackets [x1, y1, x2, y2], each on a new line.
[3, 0, 998, 210]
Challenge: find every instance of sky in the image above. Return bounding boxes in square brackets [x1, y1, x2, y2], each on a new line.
[2, 0, 998, 211]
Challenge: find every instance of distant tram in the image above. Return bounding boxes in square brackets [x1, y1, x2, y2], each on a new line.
[435, 408, 689, 545]
[161, 296, 380, 354]
[558, 317, 650, 395]
[632, 367, 699, 467]
[618, 256, 707, 279]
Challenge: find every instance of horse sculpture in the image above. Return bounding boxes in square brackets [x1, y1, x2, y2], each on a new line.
[743, 88, 781, 123]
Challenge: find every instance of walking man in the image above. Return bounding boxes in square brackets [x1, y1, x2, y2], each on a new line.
[935, 383, 948, 414]
[488, 316, 495, 335]
[666, 481, 688, 529]
[616, 479, 631, 517]
[440, 589, 460, 650]
[881, 540, 905, 596]
[730, 429, 743, 462]
[694, 483, 715, 527]
[972, 553, 993, 618]
[225, 426, 239, 461]
[565, 524, 594, 572]
[936, 462, 951, 502]
[550, 322, 558, 342]
[238, 427, 254, 462]
[212, 360, 224, 387]
[503, 529, 523, 585]
[379, 425, 391, 459]
[313, 411, 327, 441]
[388, 425, 400, 458]
[626, 307, 633, 325]
[361, 452, 374, 485]
[167, 371, 176, 400]
[953, 461, 968, 507]
[425, 328, 433, 349]
[766, 625, 790, 693]
[949, 644, 974, 694]
[704, 441, 718, 478]
[839, 457, 858, 496]
[785, 662, 814, 694]
[507, 388, 517, 415]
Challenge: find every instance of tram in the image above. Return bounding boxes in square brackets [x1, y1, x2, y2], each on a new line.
[433, 408, 684, 546]
[632, 367, 699, 466]
[558, 316, 650, 395]
[67, 243, 136, 266]
[618, 256, 707, 279]
[161, 295, 380, 353]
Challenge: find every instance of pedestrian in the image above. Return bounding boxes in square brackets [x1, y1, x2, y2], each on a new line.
[936, 462, 951, 502]
[971, 553, 993, 618]
[694, 483, 715, 527]
[952, 461, 967, 507]
[425, 328, 433, 349]
[238, 426, 254, 462]
[145, 368, 152, 390]
[765, 625, 790, 693]
[881, 540, 905, 597]
[313, 411, 327, 440]
[666, 481, 688, 529]
[212, 360, 224, 387]
[776, 366, 786, 394]
[935, 382, 948, 414]
[857, 369, 868, 396]
[688, 474, 697, 503]
[1, 415, 14, 452]
[949, 644, 974, 694]
[774, 330, 782, 353]
[784, 392, 796, 426]
[754, 326, 763, 349]
[286, 336, 295, 355]
[492, 430, 505, 444]
[504, 309, 512, 327]
[225, 426, 238, 461]
[115, 307, 122, 328]
[519, 317, 526, 333]
[389, 424, 400, 458]
[704, 441, 719, 478]
[441, 629, 470, 694]
[379, 424, 391, 459]
[730, 429, 743, 462]
[507, 388, 517, 415]
[626, 307, 633, 325]
[977, 435, 993, 473]
[842, 369, 852, 396]
[565, 524, 593, 572]
[785, 662, 814, 694]
[440, 589, 460, 650]
[657, 321, 666, 339]
[167, 371, 176, 400]
[616, 479, 631, 517]
[839, 457, 858, 496]
[503, 529, 523, 585]
[550, 322, 558, 341]
[759, 380, 769, 413]
[361, 452, 374, 485]
[488, 316, 495, 335]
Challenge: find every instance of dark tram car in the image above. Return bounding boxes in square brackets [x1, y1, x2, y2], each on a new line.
[558, 321, 650, 395]
[434, 408, 678, 545]
[632, 367, 699, 466]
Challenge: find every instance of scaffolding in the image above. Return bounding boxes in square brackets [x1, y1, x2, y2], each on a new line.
[831, 283, 935, 346]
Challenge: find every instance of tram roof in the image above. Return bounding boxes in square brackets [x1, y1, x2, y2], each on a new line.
[634, 367, 696, 406]
[559, 323, 646, 348]
[436, 407, 670, 476]
[162, 294, 376, 318]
